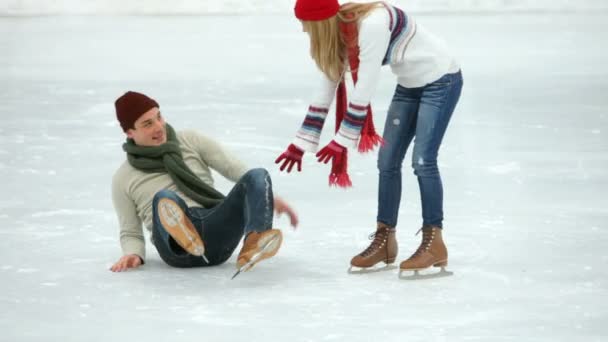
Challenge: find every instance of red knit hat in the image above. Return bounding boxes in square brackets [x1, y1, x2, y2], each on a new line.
[115, 91, 159, 132]
[294, 0, 340, 21]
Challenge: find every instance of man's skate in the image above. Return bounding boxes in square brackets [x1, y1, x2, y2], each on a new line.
[232, 229, 283, 279]
[158, 198, 208, 263]
[398, 226, 453, 280]
[348, 223, 398, 274]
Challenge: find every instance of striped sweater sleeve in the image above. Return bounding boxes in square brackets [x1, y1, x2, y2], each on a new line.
[293, 73, 338, 153]
[334, 9, 392, 149]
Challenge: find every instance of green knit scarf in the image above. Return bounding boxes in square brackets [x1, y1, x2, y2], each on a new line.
[122, 123, 224, 208]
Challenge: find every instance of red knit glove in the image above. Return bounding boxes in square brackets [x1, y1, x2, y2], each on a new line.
[316, 140, 346, 164]
[275, 144, 304, 172]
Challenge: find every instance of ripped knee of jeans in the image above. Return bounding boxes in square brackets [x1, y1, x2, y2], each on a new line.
[412, 157, 439, 177]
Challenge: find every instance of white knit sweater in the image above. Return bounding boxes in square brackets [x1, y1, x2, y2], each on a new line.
[293, 4, 460, 152]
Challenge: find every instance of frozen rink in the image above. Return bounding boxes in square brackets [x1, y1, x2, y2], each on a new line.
[1, 11, 607, 342]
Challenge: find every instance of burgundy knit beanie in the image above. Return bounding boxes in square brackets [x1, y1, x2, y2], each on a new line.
[115, 91, 159, 132]
[294, 0, 340, 21]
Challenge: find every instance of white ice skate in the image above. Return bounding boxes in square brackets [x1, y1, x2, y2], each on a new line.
[158, 198, 209, 263]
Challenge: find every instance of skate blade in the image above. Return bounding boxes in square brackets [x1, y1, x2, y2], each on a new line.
[158, 198, 207, 262]
[398, 267, 453, 280]
[231, 234, 282, 280]
[347, 264, 398, 275]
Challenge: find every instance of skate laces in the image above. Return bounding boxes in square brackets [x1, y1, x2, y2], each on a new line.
[359, 229, 389, 257]
[411, 228, 435, 258]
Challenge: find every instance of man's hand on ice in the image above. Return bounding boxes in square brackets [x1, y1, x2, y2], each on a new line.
[110, 254, 143, 272]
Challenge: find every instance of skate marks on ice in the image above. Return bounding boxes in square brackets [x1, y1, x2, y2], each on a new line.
[347, 264, 398, 275]
[398, 266, 454, 280]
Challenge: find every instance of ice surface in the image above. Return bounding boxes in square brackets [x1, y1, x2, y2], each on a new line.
[1, 11, 607, 342]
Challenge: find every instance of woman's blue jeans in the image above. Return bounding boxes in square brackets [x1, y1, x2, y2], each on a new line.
[377, 71, 463, 228]
[151, 168, 274, 267]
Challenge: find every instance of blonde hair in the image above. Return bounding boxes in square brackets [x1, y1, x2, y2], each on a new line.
[302, 1, 384, 82]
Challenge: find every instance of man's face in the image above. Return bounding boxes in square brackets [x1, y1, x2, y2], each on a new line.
[126, 107, 167, 146]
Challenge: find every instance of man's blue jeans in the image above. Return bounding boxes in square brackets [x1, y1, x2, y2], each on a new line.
[377, 71, 463, 228]
[151, 168, 274, 267]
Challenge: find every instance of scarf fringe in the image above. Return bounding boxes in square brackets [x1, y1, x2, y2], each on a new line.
[358, 133, 385, 153]
[357, 109, 385, 153]
[328, 149, 352, 188]
[329, 172, 352, 188]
